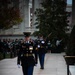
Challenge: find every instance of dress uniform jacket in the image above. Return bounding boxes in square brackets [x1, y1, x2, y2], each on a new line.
[17, 41, 37, 66]
[37, 40, 47, 54]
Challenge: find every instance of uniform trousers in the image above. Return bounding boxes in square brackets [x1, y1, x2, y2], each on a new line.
[38, 53, 45, 68]
[22, 65, 34, 75]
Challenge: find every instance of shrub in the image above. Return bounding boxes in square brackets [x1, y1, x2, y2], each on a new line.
[65, 25, 75, 56]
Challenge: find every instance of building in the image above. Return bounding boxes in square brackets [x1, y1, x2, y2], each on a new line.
[66, 4, 72, 33]
[0, 0, 75, 39]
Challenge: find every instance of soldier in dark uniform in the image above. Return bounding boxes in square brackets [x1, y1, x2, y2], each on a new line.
[37, 34, 47, 69]
[17, 32, 37, 75]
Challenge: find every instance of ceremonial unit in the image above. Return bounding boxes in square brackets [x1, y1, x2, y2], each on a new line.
[17, 32, 47, 75]
[0, 32, 63, 75]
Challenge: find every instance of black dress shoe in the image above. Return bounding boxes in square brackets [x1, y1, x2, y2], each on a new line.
[40, 67, 44, 69]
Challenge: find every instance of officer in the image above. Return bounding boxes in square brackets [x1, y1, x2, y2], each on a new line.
[17, 32, 37, 75]
[37, 34, 47, 69]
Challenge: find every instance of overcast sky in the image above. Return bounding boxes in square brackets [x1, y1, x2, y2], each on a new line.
[67, 0, 72, 4]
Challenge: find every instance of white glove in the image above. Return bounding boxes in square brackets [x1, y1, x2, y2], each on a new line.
[17, 64, 20, 68]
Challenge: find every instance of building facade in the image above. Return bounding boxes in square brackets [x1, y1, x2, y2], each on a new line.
[0, 0, 75, 37]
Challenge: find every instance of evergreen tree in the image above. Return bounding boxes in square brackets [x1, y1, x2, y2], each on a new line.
[66, 25, 75, 56]
[34, 0, 69, 40]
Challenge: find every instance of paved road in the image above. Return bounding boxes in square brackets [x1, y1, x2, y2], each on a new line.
[0, 53, 67, 75]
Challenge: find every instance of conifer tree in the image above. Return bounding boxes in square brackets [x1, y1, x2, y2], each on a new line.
[34, 0, 69, 40]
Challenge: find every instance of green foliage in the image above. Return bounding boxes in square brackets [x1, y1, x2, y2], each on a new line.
[0, 0, 22, 29]
[65, 25, 75, 56]
[34, 0, 69, 40]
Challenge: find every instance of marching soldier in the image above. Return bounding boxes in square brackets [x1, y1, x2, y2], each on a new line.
[37, 34, 47, 69]
[17, 32, 37, 75]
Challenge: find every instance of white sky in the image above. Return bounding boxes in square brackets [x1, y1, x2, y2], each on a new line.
[67, 0, 72, 4]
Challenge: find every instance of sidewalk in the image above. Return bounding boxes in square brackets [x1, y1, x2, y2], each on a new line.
[0, 53, 67, 75]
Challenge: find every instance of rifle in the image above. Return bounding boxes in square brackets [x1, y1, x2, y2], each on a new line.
[45, 32, 52, 40]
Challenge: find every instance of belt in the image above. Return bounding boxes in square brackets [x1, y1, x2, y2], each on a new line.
[24, 54, 33, 57]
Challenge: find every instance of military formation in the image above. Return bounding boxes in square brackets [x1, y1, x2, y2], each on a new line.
[0, 32, 63, 75]
[17, 32, 47, 75]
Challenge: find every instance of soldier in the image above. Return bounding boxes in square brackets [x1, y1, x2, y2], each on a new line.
[17, 32, 37, 75]
[37, 34, 47, 69]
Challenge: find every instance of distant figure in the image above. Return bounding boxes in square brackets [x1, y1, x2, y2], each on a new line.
[56, 38, 62, 53]
[47, 40, 52, 53]
[17, 32, 37, 75]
